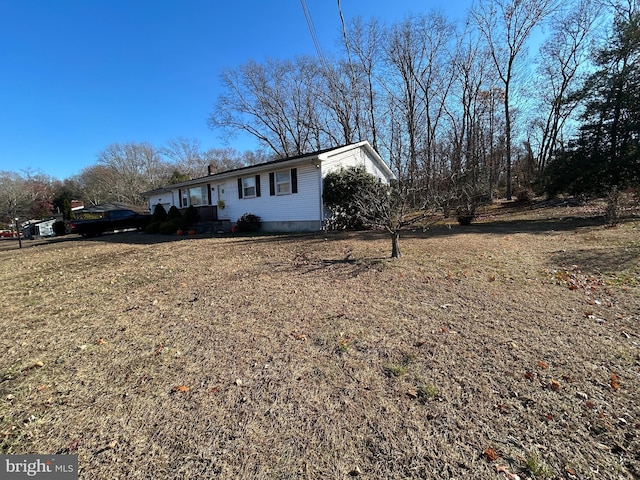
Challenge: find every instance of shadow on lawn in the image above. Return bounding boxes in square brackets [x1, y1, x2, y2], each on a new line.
[550, 245, 640, 277]
[410, 215, 610, 237]
[3, 212, 633, 253]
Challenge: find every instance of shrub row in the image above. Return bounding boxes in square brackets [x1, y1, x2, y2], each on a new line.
[146, 204, 199, 234]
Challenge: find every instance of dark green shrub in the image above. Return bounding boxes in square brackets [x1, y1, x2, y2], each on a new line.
[52, 221, 67, 236]
[145, 222, 161, 234]
[181, 205, 199, 229]
[323, 166, 380, 230]
[159, 218, 182, 234]
[152, 204, 168, 222]
[167, 206, 182, 220]
[236, 213, 261, 232]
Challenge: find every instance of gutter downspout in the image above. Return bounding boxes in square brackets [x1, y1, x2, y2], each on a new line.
[315, 157, 324, 230]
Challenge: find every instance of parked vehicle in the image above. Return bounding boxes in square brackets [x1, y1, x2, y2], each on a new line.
[70, 208, 151, 237]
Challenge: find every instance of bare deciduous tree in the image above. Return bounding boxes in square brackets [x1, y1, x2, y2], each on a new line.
[74, 165, 121, 206]
[345, 17, 385, 151]
[92, 142, 169, 205]
[354, 180, 443, 258]
[0, 171, 32, 224]
[210, 58, 322, 158]
[533, 0, 602, 175]
[443, 21, 497, 209]
[473, 0, 557, 199]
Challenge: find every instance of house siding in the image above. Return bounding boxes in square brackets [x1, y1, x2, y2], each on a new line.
[143, 142, 395, 233]
[229, 164, 321, 230]
[322, 149, 389, 181]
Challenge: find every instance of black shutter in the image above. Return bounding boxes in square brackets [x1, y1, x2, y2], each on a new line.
[207, 184, 212, 205]
[269, 172, 275, 196]
[237, 178, 243, 199]
[255, 174, 261, 197]
[178, 189, 183, 207]
[291, 168, 298, 194]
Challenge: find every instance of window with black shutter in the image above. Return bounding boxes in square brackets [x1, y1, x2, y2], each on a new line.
[269, 168, 298, 195]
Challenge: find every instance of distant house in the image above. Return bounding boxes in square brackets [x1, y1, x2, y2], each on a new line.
[22, 218, 57, 239]
[142, 141, 396, 232]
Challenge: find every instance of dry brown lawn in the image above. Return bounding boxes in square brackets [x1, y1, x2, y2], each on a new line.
[1, 200, 639, 479]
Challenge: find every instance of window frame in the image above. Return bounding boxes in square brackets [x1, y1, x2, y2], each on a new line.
[269, 168, 298, 196]
[238, 175, 261, 199]
[242, 177, 256, 198]
[275, 170, 291, 195]
[188, 186, 208, 206]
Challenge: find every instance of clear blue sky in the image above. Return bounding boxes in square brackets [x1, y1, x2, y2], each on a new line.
[0, 0, 469, 180]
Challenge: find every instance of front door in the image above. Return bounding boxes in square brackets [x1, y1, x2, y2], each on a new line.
[216, 183, 229, 219]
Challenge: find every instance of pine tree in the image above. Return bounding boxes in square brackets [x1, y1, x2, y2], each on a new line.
[544, 12, 640, 197]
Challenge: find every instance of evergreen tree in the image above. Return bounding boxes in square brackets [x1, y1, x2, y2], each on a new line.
[323, 166, 381, 230]
[544, 12, 640, 197]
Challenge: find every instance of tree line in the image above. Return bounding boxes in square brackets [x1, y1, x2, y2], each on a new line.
[2, 0, 638, 229]
[0, 138, 266, 225]
[210, 0, 638, 205]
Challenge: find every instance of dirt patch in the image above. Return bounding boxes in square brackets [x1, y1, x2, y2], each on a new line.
[1, 204, 639, 479]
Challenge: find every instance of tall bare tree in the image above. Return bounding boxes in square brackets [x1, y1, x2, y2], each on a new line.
[210, 58, 322, 157]
[22, 171, 59, 219]
[533, 0, 601, 175]
[442, 22, 497, 210]
[385, 17, 428, 187]
[345, 17, 386, 151]
[93, 142, 168, 205]
[384, 13, 456, 192]
[74, 165, 121, 206]
[160, 137, 205, 178]
[0, 171, 32, 225]
[473, 0, 557, 199]
[316, 60, 362, 147]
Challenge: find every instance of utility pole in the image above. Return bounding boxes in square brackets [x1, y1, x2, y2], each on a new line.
[14, 217, 22, 249]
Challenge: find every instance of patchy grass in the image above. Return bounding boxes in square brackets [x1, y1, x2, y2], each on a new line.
[0, 201, 639, 479]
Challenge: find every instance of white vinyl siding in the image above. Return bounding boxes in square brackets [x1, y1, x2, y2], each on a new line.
[323, 149, 390, 182]
[144, 142, 395, 231]
[226, 164, 320, 223]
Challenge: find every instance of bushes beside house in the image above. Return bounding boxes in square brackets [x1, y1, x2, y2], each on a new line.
[146, 204, 200, 235]
[235, 213, 261, 232]
[323, 166, 380, 230]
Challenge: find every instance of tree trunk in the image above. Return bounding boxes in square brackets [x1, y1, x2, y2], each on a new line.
[390, 230, 401, 258]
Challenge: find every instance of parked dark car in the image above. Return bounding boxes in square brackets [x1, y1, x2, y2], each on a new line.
[70, 208, 151, 237]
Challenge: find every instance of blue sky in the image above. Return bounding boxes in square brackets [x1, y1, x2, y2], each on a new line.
[0, 0, 470, 180]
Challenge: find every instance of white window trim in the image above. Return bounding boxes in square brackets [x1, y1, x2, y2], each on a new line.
[275, 170, 291, 195]
[242, 177, 256, 198]
[188, 186, 208, 206]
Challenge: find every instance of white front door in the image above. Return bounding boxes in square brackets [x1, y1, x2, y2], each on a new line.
[216, 184, 229, 219]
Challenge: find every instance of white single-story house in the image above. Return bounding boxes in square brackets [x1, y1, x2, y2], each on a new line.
[142, 141, 396, 232]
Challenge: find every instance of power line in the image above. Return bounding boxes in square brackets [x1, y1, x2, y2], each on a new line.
[337, 0, 354, 67]
[300, 0, 328, 69]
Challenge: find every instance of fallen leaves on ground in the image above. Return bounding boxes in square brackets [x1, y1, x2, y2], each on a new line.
[483, 447, 499, 461]
[610, 373, 620, 391]
[495, 464, 521, 479]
